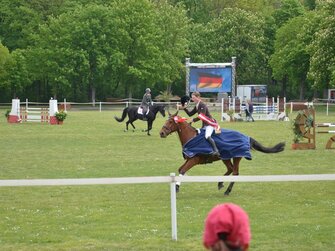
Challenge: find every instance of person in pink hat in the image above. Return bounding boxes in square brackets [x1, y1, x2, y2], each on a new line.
[203, 203, 251, 251]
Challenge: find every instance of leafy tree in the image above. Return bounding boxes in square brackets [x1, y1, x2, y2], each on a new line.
[169, 0, 280, 23]
[0, 0, 65, 51]
[272, 0, 305, 28]
[189, 8, 268, 88]
[153, 2, 190, 94]
[308, 1, 335, 93]
[0, 42, 10, 78]
[27, 3, 129, 101]
[271, 14, 314, 99]
[0, 48, 30, 98]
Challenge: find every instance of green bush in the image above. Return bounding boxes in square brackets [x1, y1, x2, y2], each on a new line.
[55, 110, 67, 121]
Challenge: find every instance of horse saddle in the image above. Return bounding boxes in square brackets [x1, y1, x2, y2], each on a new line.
[138, 106, 149, 116]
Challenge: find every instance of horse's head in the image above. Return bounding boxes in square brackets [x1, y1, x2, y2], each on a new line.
[159, 105, 166, 117]
[160, 111, 179, 138]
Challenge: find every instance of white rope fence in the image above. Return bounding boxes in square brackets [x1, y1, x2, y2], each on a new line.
[1, 173, 335, 241]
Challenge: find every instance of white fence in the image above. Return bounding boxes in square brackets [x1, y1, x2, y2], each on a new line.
[1, 173, 335, 241]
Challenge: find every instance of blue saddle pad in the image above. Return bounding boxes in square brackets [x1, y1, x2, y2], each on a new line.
[182, 128, 252, 160]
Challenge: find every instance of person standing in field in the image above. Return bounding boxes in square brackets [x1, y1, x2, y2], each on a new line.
[245, 99, 255, 122]
[203, 203, 251, 251]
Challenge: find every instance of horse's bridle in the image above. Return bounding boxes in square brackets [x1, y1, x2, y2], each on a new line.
[162, 125, 172, 135]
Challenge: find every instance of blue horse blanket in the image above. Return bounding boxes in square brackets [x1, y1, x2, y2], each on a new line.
[182, 128, 252, 160]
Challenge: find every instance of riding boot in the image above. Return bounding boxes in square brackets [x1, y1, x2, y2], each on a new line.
[142, 109, 148, 121]
[206, 137, 220, 157]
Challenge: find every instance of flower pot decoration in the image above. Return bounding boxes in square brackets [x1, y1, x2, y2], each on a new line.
[55, 110, 67, 124]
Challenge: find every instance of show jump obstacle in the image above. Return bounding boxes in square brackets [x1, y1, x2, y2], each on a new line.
[292, 107, 315, 150]
[316, 123, 335, 149]
[7, 98, 59, 125]
[292, 107, 335, 150]
[221, 96, 287, 121]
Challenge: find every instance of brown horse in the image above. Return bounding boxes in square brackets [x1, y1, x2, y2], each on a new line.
[159, 113, 285, 195]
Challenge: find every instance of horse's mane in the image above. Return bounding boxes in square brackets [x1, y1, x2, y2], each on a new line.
[172, 116, 198, 136]
[181, 120, 197, 133]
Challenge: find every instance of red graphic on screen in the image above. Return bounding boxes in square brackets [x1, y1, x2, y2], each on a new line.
[197, 73, 223, 88]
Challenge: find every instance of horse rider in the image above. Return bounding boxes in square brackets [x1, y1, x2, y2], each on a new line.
[178, 91, 220, 157]
[141, 88, 153, 120]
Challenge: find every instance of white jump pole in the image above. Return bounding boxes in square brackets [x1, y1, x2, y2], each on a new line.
[49, 98, 58, 125]
[221, 98, 223, 122]
[170, 173, 177, 241]
[7, 98, 21, 123]
[64, 98, 67, 112]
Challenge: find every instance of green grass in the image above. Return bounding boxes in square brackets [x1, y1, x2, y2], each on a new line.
[0, 110, 334, 250]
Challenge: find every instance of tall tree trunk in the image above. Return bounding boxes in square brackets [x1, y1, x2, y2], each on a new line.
[281, 75, 287, 97]
[299, 77, 305, 100]
[91, 86, 96, 106]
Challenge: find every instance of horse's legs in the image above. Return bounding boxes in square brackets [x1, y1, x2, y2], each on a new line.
[224, 157, 241, 196]
[130, 122, 135, 130]
[146, 120, 153, 136]
[218, 159, 234, 190]
[175, 157, 199, 192]
[125, 120, 130, 132]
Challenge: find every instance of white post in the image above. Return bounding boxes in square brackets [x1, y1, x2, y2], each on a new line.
[185, 58, 190, 96]
[277, 96, 279, 114]
[49, 99, 59, 125]
[170, 173, 177, 241]
[284, 97, 286, 114]
[327, 102, 329, 116]
[64, 98, 67, 112]
[26, 98, 28, 111]
[221, 98, 224, 122]
[7, 98, 21, 123]
[10, 99, 20, 116]
[99, 102, 102, 112]
[272, 97, 275, 113]
[290, 102, 293, 113]
[231, 56, 236, 97]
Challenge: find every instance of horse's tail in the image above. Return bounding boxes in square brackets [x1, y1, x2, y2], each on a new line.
[250, 138, 285, 153]
[114, 107, 128, 122]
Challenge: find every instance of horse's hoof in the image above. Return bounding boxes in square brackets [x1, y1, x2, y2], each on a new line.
[124, 129, 127, 132]
[224, 190, 230, 196]
[218, 182, 224, 190]
[176, 184, 180, 193]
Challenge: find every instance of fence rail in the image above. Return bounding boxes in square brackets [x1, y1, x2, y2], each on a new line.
[1, 100, 335, 114]
[1, 173, 334, 241]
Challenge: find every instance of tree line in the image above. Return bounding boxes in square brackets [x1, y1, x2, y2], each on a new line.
[0, 0, 334, 102]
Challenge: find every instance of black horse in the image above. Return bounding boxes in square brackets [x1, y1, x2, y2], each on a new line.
[114, 104, 166, 135]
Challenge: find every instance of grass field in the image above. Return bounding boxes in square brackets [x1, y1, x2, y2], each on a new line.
[0, 109, 334, 250]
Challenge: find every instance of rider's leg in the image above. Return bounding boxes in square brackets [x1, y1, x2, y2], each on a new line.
[205, 126, 220, 157]
[142, 107, 147, 120]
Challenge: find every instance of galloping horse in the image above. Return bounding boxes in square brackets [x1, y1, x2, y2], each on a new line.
[114, 104, 166, 136]
[159, 112, 285, 195]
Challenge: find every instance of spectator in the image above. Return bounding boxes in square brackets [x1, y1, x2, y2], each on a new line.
[203, 203, 251, 251]
[245, 100, 255, 122]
